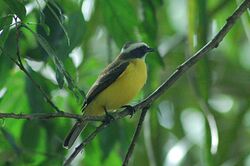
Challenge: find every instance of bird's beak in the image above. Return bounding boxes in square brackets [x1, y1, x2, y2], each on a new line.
[147, 47, 155, 52]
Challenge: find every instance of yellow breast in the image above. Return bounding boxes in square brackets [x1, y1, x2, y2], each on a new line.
[86, 59, 147, 116]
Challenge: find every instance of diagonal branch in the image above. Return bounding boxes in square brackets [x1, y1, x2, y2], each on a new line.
[135, 0, 250, 110]
[63, 0, 250, 164]
[1, 17, 62, 113]
[1, 47, 62, 113]
[122, 107, 149, 166]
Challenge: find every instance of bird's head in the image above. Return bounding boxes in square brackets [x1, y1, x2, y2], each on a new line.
[119, 42, 154, 60]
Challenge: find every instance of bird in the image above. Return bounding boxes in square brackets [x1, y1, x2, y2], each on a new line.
[63, 42, 154, 149]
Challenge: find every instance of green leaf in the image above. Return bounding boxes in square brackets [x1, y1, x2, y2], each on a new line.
[0, 27, 10, 48]
[26, 2, 86, 99]
[1, 29, 17, 59]
[48, 8, 86, 60]
[0, 15, 12, 50]
[25, 47, 48, 61]
[27, 22, 51, 36]
[32, 31, 57, 60]
[23, 25, 65, 84]
[23, 25, 85, 99]
[0, 16, 13, 48]
[0, 54, 13, 88]
[0, 15, 13, 31]
[64, 10, 85, 53]
[47, 1, 70, 45]
[100, 0, 138, 47]
[56, 67, 64, 88]
[0, 30, 16, 88]
[3, 0, 26, 20]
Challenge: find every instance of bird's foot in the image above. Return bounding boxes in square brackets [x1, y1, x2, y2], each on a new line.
[121, 105, 135, 118]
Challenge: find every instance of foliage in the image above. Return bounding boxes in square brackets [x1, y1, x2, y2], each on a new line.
[0, 0, 250, 166]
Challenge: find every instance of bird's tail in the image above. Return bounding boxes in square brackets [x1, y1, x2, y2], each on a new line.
[63, 121, 88, 149]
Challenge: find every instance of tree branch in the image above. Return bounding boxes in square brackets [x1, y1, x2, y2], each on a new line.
[1, 47, 62, 113]
[0, 112, 81, 121]
[63, 0, 250, 164]
[140, 0, 249, 107]
[0, 112, 110, 121]
[122, 107, 148, 166]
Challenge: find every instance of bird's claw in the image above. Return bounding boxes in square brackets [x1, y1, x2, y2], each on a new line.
[121, 105, 135, 118]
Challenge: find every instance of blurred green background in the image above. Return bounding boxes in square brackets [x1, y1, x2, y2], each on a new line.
[0, 0, 250, 165]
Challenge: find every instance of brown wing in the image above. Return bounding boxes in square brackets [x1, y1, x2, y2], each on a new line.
[82, 60, 129, 110]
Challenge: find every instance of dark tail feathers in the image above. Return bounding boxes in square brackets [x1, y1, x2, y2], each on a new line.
[63, 121, 88, 149]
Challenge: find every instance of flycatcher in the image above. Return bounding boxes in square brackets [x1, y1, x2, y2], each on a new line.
[64, 42, 154, 149]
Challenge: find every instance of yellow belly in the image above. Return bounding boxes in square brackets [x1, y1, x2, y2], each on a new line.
[85, 59, 147, 116]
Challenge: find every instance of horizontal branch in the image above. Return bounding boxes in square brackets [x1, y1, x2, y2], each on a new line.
[0, 112, 105, 121]
[0, 112, 81, 120]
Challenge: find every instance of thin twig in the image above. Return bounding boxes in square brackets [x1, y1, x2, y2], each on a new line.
[2, 49, 62, 113]
[122, 108, 148, 166]
[7, 18, 62, 113]
[14, 17, 22, 65]
[63, 1, 250, 164]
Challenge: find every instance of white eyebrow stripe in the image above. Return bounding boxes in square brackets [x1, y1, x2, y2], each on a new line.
[121, 42, 149, 54]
